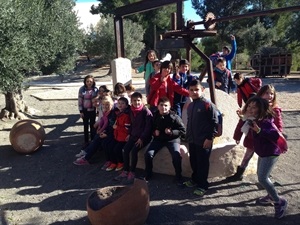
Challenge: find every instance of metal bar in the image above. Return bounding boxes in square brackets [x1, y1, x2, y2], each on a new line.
[212, 5, 300, 23]
[189, 5, 300, 27]
[115, 0, 185, 17]
[187, 40, 217, 105]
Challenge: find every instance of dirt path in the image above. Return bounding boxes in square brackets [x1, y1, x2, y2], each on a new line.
[0, 63, 300, 224]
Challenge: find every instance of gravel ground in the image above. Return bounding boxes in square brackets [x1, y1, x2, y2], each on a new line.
[0, 64, 299, 225]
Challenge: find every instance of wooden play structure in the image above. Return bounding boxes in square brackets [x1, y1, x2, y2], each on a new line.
[250, 47, 292, 77]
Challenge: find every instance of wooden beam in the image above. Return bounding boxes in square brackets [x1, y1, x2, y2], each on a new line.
[115, 0, 185, 17]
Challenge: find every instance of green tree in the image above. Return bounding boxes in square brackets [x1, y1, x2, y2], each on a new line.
[85, 16, 145, 66]
[0, 0, 84, 119]
[90, 0, 176, 49]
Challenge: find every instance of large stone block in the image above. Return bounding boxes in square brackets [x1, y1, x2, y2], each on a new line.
[111, 57, 132, 87]
[136, 89, 258, 178]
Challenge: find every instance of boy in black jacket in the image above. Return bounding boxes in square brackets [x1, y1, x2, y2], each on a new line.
[144, 97, 186, 184]
[184, 80, 219, 196]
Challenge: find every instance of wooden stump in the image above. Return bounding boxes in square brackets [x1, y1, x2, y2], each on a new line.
[87, 179, 150, 225]
[9, 119, 45, 154]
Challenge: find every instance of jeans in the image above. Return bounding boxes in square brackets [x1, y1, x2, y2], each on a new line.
[188, 142, 212, 190]
[123, 138, 147, 173]
[257, 156, 280, 202]
[84, 134, 104, 160]
[144, 140, 182, 179]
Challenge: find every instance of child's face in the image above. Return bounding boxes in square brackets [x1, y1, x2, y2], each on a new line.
[153, 61, 161, 72]
[92, 98, 100, 108]
[234, 78, 243, 85]
[246, 101, 259, 118]
[179, 64, 189, 74]
[117, 100, 127, 111]
[158, 101, 170, 115]
[99, 87, 105, 97]
[148, 52, 156, 62]
[161, 66, 172, 77]
[261, 90, 274, 104]
[102, 102, 113, 112]
[85, 78, 94, 88]
[216, 62, 226, 71]
[131, 97, 142, 108]
[189, 84, 203, 100]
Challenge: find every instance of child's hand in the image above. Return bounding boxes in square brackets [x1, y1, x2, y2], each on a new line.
[230, 35, 235, 40]
[203, 139, 213, 149]
[99, 132, 107, 138]
[113, 124, 117, 129]
[236, 109, 242, 117]
[125, 135, 130, 142]
[135, 138, 143, 148]
[175, 73, 180, 80]
[165, 128, 172, 135]
[216, 81, 222, 87]
[154, 130, 160, 136]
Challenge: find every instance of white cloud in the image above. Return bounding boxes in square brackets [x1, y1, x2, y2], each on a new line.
[74, 2, 100, 31]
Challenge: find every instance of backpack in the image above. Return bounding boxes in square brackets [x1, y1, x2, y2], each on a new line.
[209, 52, 222, 67]
[248, 77, 262, 93]
[205, 102, 223, 137]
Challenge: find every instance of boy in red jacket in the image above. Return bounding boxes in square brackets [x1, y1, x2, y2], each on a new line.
[234, 73, 262, 107]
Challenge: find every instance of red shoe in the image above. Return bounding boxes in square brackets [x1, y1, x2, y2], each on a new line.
[101, 161, 111, 170]
[115, 163, 124, 171]
[73, 157, 89, 166]
[106, 163, 117, 171]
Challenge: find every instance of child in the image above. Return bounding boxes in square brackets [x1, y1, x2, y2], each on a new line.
[212, 57, 234, 94]
[113, 82, 130, 104]
[147, 60, 189, 112]
[136, 50, 157, 96]
[74, 96, 116, 166]
[227, 85, 283, 181]
[114, 92, 153, 182]
[144, 97, 186, 184]
[234, 73, 262, 107]
[78, 75, 99, 149]
[105, 97, 131, 171]
[125, 83, 135, 99]
[221, 35, 237, 72]
[247, 97, 287, 219]
[184, 80, 219, 196]
[172, 59, 195, 117]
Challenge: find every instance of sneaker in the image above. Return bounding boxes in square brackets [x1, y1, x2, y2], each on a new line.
[127, 172, 135, 181]
[73, 157, 89, 166]
[115, 163, 124, 171]
[114, 171, 128, 181]
[106, 163, 117, 171]
[75, 150, 86, 158]
[258, 194, 274, 205]
[193, 188, 206, 197]
[274, 198, 288, 219]
[184, 180, 197, 188]
[101, 161, 111, 170]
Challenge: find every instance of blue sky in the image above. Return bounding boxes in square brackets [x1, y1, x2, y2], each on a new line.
[75, 0, 200, 24]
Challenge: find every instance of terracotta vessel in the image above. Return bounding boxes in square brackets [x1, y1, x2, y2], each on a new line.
[9, 119, 45, 154]
[87, 179, 150, 225]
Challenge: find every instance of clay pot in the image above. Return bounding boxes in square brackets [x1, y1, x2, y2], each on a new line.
[9, 119, 45, 154]
[87, 179, 150, 225]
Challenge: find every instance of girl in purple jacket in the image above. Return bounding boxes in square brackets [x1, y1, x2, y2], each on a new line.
[248, 97, 287, 219]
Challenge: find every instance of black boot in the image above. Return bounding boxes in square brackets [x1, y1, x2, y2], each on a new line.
[226, 166, 245, 182]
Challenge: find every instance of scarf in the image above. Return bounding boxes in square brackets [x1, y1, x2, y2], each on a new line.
[131, 104, 144, 117]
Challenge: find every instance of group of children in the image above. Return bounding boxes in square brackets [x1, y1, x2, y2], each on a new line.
[75, 48, 288, 218]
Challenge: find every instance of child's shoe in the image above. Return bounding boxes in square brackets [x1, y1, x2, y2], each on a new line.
[183, 180, 197, 188]
[75, 150, 86, 158]
[115, 163, 124, 171]
[127, 172, 135, 181]
[101, 161, 111, 170]
[193, 188, 206, 197]
[114, 171, 128, 181]
[73, 157, 89, 166]
[106, 163, 117, 171]
[274, 198, 287, 219]
[257, 194, 274, 205]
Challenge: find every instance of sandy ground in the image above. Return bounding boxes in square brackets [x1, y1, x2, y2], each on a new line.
[0, 62, 300, 225]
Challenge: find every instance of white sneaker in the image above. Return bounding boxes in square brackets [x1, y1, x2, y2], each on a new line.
[75, 150, 86, 158]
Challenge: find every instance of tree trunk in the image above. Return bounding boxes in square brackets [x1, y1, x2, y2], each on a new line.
[0, 90, 28, 120]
